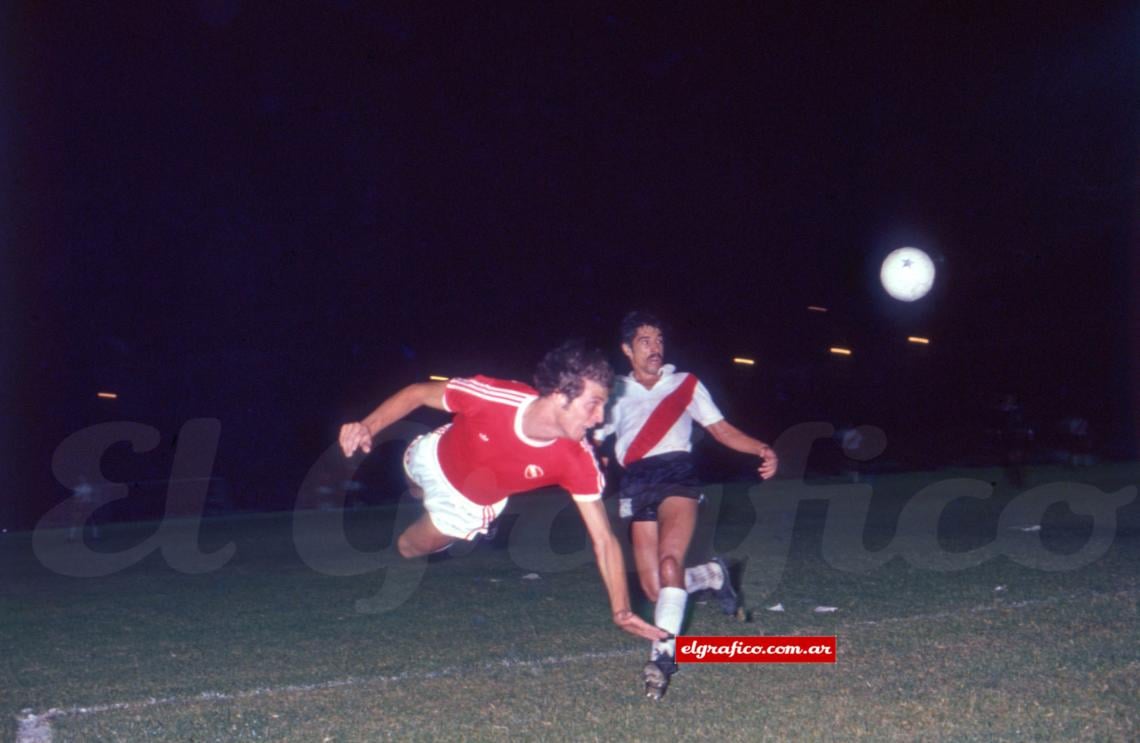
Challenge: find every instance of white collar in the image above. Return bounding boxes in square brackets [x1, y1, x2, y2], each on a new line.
[513, 396, 555, 447]
[627, 363, 675, 381]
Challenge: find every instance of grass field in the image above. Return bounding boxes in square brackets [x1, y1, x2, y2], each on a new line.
[3, 464, 1138, 741]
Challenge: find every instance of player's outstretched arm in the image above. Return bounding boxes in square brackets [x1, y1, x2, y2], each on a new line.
[339, 381, 448, 457]
[706, 420, 779, 479]
[575, 499, 669, 642]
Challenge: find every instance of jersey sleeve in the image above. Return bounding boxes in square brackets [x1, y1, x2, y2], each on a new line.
[442, 377, 474, 414]
[443, 375, 508, 414]
[688, 378, 725, 427]
[564, 441, 606, 502]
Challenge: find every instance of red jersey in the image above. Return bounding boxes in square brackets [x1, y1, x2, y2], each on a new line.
[436, 376, 605, 506]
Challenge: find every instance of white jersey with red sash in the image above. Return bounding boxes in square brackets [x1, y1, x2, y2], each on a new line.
[603, 365, 724, 467]
[437, 375, 605, 506]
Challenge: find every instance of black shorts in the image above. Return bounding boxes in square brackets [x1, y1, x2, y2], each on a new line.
[618, 452, 701, 522]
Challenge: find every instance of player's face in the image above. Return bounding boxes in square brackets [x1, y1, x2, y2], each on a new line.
[557, 379, 609, 440]
[622, 325, 665, 377]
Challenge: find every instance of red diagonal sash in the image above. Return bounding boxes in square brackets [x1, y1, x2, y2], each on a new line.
[622, 373, 698, 466]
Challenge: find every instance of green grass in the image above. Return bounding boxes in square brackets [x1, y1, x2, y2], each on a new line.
[3, 463, 1138, 741]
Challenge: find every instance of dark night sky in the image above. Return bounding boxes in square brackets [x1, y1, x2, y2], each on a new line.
[3, 2, 1137, 527]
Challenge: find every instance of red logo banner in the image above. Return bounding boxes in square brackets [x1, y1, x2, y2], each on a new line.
[676, 636, 837, 663]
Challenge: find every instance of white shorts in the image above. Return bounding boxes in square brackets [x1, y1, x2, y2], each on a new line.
[403, 427, 508, 541]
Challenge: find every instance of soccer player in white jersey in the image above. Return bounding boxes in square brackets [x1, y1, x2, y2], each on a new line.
[598, 312, 778, 698]
[339, 341, 666, 643]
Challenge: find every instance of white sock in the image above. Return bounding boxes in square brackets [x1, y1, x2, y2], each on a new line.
[684, 561, 725, 593]
[652, 586, 687, 659]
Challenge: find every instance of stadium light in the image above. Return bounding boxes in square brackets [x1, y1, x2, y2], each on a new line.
[428, 375, 450, 381]
[907, 336, 931, 345]
[828, 347, 852, 356]
[96, 392, 118, 400]
[807, 305, 829, 313]
[732, 357, 755, 366]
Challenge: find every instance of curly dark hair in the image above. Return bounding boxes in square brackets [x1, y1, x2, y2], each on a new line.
[533, 340, 614, 400]
[619, 310, 665, 347]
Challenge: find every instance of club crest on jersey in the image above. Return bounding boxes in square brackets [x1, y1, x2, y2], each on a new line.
[523, 464, 545, 479]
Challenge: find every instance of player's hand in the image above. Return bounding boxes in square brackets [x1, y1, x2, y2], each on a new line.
[758, 444, 778, 480]
[338, 422, 374, 457]
[613, 609, 670, 641]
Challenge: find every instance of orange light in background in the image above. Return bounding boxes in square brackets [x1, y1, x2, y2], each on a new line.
[828, 347, 853, 356]
[907, 336, 931, 345]
[96, 392, 118, 400]
[428, 375, 450, 381]
[732, 357, 755, 366]
[807, 305, 829, 313]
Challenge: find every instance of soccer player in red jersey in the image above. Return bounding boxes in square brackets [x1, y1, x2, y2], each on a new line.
[598, 312, 778, 697]
[339, 341, 666, 643]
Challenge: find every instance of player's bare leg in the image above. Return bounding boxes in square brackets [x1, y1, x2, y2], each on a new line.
[631, 520, 662, 601]
[396, 513, 456, 558]
[631, 495, 705, 599]
[639, 496, 698, 699]
[656, 495, 698, 590]
[671, 495, 740, 618]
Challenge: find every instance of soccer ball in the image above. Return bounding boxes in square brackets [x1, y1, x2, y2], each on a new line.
[880, 247, 935, 302]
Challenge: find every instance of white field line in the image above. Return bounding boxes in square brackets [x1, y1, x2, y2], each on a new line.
[15, 648, 636, 742]
[14, 587, 1137, 742]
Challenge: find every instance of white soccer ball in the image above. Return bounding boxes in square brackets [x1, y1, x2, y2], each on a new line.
[880, 247, 935, 302]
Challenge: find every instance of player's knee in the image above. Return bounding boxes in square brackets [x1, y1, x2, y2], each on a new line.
[396, 532, 421, 559]
[658, 555, 682, 587]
